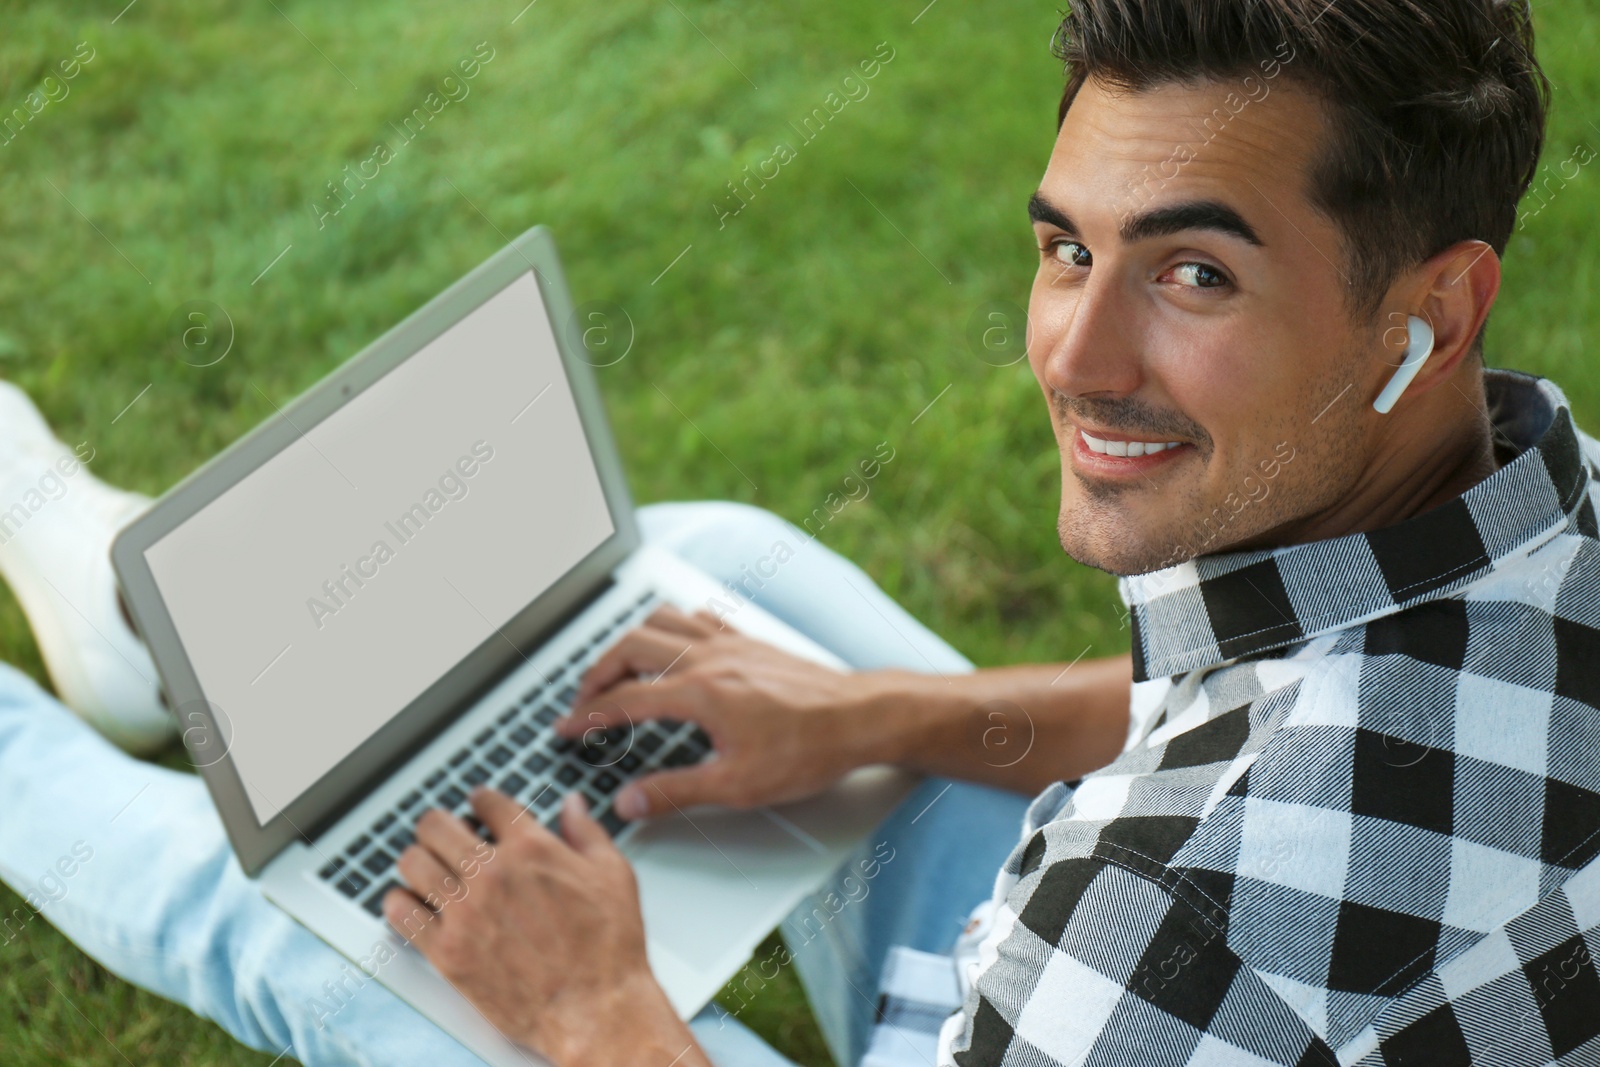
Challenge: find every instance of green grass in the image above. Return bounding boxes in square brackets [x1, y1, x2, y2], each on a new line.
[1, 0, 1598, 1063]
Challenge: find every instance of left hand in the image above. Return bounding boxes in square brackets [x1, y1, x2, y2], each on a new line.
[382, 788, 703, 1066]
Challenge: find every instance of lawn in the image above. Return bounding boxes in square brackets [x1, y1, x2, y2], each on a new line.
[1, 1, 1597, 1064]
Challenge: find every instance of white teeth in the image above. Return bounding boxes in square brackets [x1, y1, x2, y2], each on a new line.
[1080, 430, 1180, 456]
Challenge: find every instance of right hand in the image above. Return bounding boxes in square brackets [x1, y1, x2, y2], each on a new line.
[555, 605, 886, 820]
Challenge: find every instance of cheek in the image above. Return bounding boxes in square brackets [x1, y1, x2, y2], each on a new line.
[1155, 324, 1286, 457]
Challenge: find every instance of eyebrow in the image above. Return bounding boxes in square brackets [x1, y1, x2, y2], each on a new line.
[1028, 192, 1265, 248]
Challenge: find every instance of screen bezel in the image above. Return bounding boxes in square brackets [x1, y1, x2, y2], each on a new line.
[110, 226, 639, 876]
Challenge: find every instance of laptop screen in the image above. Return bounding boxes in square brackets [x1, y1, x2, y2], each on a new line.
[143, 270, 616, 825]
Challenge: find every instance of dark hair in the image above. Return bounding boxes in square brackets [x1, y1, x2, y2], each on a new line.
[1053, 0, 1551, 344]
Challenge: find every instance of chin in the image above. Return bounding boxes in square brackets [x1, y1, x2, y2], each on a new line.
[1056, 504, 1179, 577]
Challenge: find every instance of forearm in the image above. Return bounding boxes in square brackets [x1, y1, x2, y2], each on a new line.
[845, 654, 1133, 795]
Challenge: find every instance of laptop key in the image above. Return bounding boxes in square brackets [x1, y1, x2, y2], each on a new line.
[334, 870, 370, 898]
[557, 686, 579, 707]
[636, 731, 665, 754]
[497, 772, 529, 796]
[423, 770, 447, 789]
[533, 706, 560, 726]
[344, 834, 372, 857]
[578, 745, 608, 766]
[618, 751, 642, 773]
[362, 849, 394, 876]
[318, 857, 347, 881]
[472, 727, 495, 747]
[398, 791, 423, 812]
[485, 745, 514, 768]
[555, 764, 583, 787]
[598, 809, 627, 837]
[387, 830, 414, 854]
[592, 772, 620, 794]
[522, 751, 552, 774]
[533, 786, 560, 809]
[497, 706, 519, 725]
[437, 786, 466, 809]
[462, 765, 491, 787]
[372, 812, 397, 834]
[448, 749, 471, 768]
[662, 744, 698, 768]
[509, 724, 537, 746]
[549, 736, 575, 754]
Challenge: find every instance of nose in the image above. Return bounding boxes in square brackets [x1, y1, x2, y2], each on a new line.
[1031, 265, 1143, 403]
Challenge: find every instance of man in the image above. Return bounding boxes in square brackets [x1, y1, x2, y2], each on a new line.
[1, 2, 1595, 1067]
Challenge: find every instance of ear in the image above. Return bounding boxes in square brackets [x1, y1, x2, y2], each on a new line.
[1386, 239, 1502, 397]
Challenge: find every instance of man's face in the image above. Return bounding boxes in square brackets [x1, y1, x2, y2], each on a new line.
[1029, 76, 1382, 576]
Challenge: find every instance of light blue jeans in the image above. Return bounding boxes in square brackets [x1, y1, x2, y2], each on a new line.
[0, 501, 1030, 1067]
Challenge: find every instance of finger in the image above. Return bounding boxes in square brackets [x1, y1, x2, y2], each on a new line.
[383, 886, 441, 946]
[413, 807, 488, 880]
[640, 604, 719, 639]
[575, 628, 697, 702]
[557, 677, 695, 739]
[558, 791, 616, 858]
[613, 764, 729, 821]
[396, 838, 468, 909]
[471, 785, 542, 844]
[692, 608, 733, 631]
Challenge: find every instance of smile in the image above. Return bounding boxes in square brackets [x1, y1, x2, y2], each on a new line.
[1078, 429, 1183, 457]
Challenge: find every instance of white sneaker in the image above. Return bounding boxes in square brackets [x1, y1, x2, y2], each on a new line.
[0, 381, 176, 753]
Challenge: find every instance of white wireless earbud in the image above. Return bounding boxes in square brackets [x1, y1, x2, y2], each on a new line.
[1373, 315, 1435, 414]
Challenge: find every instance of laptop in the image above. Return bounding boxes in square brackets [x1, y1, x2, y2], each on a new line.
[110, 225, 917, 1065]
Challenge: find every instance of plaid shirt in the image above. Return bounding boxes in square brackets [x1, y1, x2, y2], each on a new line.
[924, 369, 1600, 1066]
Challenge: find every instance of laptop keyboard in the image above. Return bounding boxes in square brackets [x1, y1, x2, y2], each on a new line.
[314, 590, 715, 918]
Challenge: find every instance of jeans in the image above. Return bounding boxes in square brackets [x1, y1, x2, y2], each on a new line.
[0, 501, 1031, 1066]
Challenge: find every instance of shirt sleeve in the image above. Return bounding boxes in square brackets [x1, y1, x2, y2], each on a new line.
[941, 856, 1335, 1066]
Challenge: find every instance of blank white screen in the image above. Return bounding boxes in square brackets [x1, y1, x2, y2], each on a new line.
[145, 271, 615, 825]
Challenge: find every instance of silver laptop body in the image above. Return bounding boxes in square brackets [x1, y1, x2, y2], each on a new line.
[111, 226, 915, 1065]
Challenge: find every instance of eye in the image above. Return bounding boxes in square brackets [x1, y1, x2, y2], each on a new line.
[1168, 261, 1231, 289]
[1046, 239, 1091, 268]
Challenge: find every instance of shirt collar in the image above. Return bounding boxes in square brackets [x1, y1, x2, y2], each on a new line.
[1119, 370, 1593, 683]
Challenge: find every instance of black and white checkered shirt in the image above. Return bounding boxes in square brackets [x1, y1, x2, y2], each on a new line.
[932, 369, 1600, 1065]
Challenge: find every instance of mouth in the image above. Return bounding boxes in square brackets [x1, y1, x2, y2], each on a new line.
[1069, 423, 1193, 478]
